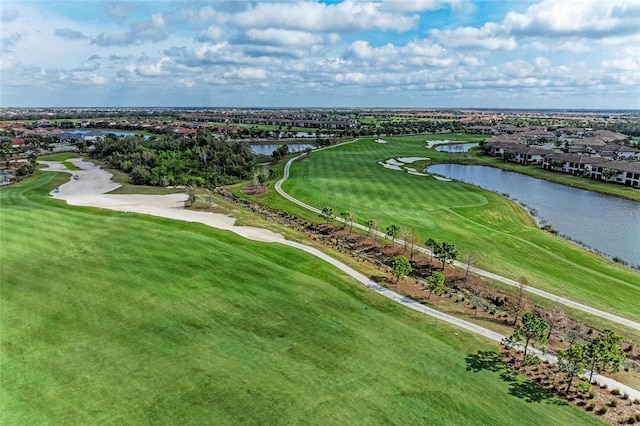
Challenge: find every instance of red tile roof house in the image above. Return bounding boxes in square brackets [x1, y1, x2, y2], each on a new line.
[10, 138, 25, 148]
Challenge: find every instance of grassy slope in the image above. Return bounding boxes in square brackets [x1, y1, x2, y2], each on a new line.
[0, 171, 601, 425]
[280, 136, 640, 322]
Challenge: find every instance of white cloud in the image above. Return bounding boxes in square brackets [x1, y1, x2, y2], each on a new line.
[225, 67, 266, 80]
[430, 23, 517, 50]
[245, 28, 323, 47]
[229, 1, 418, 33]
[380, 0, 465, 12]
[504, 0, 640, 38]
[602, 58, 638, 72]
[197, 26, 226, 42]
[136, 57, 172, 77]
[346, 39, 452, 67]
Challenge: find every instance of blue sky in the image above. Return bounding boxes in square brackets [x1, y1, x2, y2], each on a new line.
[1, 0, 639, 109]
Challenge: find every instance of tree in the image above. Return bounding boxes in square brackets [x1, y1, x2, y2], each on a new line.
[424, 237, 437, 262]
[585, 328, 625, 383]
[557, 343, 586, 393]
[463, 250, 478, 279]
[385, 224, 400, 245]
[340, 210, 357, 233]
[391, 255, 412, 284]
[433, 241, 457, 269]
[425, 271, 445, 299]
[370, 218, 381, 246]
[320, 206, 334, 224]
[401, 228, 420, 261]
[364, 219, 374, 237]
[541, 304, 568, 341]
[509, 277, 528, 326]
[512, 312, 548, 358]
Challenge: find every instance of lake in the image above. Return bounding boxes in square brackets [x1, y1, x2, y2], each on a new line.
[436, 143, 479, 152]
[427, 164, 640, 266]
[250, 143, 316, 155]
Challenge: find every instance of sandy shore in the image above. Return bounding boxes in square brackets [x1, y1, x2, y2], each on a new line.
[41, 159, 284, 243]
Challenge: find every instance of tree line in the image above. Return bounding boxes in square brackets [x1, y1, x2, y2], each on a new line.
[91, 131, 255, 187]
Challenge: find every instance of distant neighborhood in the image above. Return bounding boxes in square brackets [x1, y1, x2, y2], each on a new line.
[1, 108, 639, 189]
[478, 127, 640, 188]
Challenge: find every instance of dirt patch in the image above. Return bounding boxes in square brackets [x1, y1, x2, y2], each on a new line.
[241, 184, 267, 195]
[501, 349, 640, 425]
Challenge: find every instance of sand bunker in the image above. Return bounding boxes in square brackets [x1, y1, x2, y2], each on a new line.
[375, 139, 388, 143]
[41, 159, 284, 243]
[397, 157, 429, 163]
[378, 161, 402, 170]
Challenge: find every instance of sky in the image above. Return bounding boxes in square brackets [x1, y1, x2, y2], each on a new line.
[1, 0, 639, 109]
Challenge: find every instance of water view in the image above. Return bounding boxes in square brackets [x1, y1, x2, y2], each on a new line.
[427, 164, 640, 266]
[436, 143, 479, 152]
[250, 143, 316, 155]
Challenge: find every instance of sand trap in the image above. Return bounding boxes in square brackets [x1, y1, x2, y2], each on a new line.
[375, 139, 388, 143]
[385, 158, 405, 167]
[40, 159, 284, 243]
[397, 157, 430, 163]
[378, 161, 402, 170]
[432, 175, 452, 181]
[408, 171, 430, 177]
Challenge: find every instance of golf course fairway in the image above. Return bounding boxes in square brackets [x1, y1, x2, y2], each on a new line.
[280, 136, 640, 323]
[0, 169, 602, 424]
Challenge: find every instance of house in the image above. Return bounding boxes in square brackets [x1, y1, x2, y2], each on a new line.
[10, 138, 25, 148]
[504, 145, 550, 165]
[585, 161, 640, 188]
[59, 121, 75, 129]
[542, 153, 607, 175]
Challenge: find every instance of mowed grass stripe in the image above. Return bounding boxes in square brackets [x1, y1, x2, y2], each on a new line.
[282, 137, 640, 322]
[0, 170, 601, 425]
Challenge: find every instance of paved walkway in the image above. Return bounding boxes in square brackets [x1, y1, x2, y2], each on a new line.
[276, 153, 640, 333]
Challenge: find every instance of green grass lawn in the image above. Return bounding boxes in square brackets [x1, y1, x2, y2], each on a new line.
[0, 170, 602, 425]
[279, 136, 640, 323]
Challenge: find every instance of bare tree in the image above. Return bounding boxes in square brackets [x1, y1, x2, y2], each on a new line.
[401, 228, 420, 261]
[371, 218, 381, 246]
[508, 276, 528, 326]
[542, 304, 568, 342]
[463, 250, 478, 280]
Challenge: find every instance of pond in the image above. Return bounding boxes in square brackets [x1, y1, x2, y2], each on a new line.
[250, 143, 316, 155]
[436, 143, 479, 152]
[426, 164, 640, 266]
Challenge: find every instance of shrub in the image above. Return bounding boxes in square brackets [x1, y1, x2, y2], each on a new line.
[610, 398, 618, 407]
[586, 402, 596, 411]
[597, 406, 608, 415]
[575, 380, 592, 395]
[628, 416, 637, 424]
[522, 354, 540, 367]
[612, 388, 621, 396]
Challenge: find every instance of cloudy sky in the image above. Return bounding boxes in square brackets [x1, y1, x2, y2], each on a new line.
[1, 0, 639, 109]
